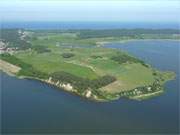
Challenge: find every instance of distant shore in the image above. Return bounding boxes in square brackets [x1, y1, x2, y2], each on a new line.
[96, 39, 180, 47]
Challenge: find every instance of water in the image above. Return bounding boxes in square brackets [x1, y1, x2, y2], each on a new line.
[1, 21, 179, 29]
[1, 40, 180, 134]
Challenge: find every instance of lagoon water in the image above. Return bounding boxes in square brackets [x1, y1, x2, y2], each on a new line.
[1, 40, 179, 134]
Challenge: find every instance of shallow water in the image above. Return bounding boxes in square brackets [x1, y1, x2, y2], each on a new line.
[1, 40, 179, 134]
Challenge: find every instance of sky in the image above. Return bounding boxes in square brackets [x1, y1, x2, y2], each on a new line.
[0, 0, 179, 22]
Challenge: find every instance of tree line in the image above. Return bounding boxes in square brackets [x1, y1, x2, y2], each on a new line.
[51, 71, 116, 93]
[29, 29, 180, 39]
[76, 29, 180, 39]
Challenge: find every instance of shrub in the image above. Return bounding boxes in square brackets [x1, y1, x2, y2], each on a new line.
[61, 53, 75, 58]
[32, 45, 51, 53]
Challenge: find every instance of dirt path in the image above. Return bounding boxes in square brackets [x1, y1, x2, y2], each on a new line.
[66, 61, 96, 72]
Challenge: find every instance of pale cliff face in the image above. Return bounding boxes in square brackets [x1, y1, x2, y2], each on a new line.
[85, 90, 92, 98]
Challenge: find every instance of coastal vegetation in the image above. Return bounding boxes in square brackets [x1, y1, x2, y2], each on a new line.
[111, 52, 148, 67]
[51, 71, 116, 93]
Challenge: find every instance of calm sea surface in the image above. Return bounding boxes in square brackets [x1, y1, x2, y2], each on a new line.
[1, 39, 179, 133]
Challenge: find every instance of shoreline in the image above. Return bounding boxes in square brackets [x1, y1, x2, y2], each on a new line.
[0, 68, 174, 102]
[1, 71, 107, 102]
[129, 90, 164, 101]
[96, 38, 180, 47]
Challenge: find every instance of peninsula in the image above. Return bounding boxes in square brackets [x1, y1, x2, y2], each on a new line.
[0, 29, 178, 101]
